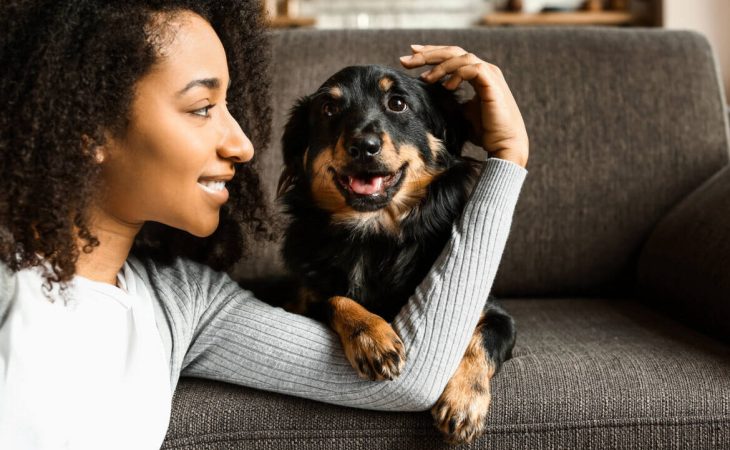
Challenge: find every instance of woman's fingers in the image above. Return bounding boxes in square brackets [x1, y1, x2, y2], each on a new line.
[400, 46, 504, 93]
[441, 62, 506, 97]
[420, 52, 479, 81]
[399, 45, 466, 69]
[399, 44, 528, 167]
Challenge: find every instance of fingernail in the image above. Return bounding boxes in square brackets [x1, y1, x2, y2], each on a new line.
[400, 55, 414, 62]
[410, 44, 424, 50]
[419, 69, 431, 79]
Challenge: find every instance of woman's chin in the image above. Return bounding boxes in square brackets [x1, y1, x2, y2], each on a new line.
[185, 217, 220, 238]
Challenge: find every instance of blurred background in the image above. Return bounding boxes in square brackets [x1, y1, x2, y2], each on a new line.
[263, 0, 730, 105]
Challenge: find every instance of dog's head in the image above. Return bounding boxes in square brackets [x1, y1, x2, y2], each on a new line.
[278, 65, 472, 233]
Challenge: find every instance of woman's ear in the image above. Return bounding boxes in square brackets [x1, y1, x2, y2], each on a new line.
[425, 83, 471, 156]
[277, 95, 312, 197]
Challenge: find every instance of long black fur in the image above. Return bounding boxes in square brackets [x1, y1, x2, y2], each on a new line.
[278, 65, 515, 373]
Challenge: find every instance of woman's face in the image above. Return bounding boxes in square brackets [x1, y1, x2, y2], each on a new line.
[100, 12, 252, 237]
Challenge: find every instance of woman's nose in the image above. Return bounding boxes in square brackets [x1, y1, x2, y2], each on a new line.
[217, 107, 254, 163]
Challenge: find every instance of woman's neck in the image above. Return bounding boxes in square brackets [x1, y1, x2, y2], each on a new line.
[75, 205, 142, 286]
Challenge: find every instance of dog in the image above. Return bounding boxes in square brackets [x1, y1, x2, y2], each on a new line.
[276, 65, 516, 444]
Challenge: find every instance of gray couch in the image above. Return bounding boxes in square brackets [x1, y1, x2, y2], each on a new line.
[162, 28, 730, 449]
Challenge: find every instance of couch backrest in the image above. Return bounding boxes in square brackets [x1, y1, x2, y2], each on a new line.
[232, 28, 730, 297]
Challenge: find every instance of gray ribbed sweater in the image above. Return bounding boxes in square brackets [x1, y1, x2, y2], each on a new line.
[0, 157, 526, 412]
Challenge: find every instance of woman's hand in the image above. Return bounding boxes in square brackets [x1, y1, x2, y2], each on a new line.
[400, 45, 529, 168]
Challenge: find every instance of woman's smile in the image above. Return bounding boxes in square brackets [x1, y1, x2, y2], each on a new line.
[197, 174, 233, 204]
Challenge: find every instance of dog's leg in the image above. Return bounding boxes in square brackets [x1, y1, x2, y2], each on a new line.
[328, 296, 406, 381]
[282, 286, 319, 315]
[431, 301, 516, 444]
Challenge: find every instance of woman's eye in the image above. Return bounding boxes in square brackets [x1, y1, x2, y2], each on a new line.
[191, 104, 215, 118]
[322, 101, 340, 117]
[387, 96, 407, 112]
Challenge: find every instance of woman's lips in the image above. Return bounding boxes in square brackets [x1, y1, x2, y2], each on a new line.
[197, 180, 229, 204]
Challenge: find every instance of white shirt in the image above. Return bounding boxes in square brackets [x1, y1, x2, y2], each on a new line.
[0, 262, 172, 450]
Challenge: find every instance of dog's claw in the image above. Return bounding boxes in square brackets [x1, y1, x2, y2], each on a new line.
[346, 324, 405, 381]
[329, 296, 407, 381]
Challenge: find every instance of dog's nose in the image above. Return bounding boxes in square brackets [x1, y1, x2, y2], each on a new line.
[348, 134, 381, 159]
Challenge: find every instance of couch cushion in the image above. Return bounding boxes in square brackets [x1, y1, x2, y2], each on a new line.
[637, 164, 730, 344]
[162, 299, 730, 449]
[231, 28, 730, 297]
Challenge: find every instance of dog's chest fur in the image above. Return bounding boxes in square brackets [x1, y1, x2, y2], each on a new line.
[318, 230, 447, 321]
[282, 163, 478, 322]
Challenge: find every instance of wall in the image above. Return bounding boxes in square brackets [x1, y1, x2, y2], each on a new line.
[294, 0, 729, 105]
[662, 0, 730, 104]
[298, 0, 492, 29]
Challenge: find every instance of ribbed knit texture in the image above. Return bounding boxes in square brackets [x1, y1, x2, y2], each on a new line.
[134, 157, 526, 411]
[163, 296, 730, 449]
[0, 158, 525, 412]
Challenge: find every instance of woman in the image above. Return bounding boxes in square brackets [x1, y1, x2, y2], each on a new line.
[0, 1, 528, 449]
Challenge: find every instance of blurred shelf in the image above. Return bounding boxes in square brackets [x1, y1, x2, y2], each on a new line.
[481, 11, 641, 26]
[268, 16, 316, 28]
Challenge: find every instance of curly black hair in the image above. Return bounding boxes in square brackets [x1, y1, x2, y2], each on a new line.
[0, 0, 273, 286]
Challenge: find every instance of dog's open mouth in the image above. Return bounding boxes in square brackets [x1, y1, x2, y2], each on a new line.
[330, 164, 407, 211]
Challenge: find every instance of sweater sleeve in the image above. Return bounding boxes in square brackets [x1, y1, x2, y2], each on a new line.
[148, 157, 526, 411]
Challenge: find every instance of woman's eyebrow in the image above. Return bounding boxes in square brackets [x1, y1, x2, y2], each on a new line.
[176, 78, 220, 96]
[176, 78, 233, 97]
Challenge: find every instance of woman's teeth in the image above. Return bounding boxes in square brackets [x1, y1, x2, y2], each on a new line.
[198, 180, 226, 192]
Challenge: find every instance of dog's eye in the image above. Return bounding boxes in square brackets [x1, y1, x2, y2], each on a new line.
[322, 101, 340, 117]
[387, 96, 408, 113]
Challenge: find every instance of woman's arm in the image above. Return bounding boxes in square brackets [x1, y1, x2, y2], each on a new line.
[141, 156, 525, 411]
[147, 45, 528, 411]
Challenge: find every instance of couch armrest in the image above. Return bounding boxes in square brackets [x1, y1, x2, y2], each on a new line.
[637, 164, 730, 343]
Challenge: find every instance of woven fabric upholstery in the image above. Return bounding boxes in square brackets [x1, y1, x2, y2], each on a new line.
[230, 27, 730, 297]
[637, 164, 730, 343]
[164, 28, 730, 449]
[162, 299, 730, 450]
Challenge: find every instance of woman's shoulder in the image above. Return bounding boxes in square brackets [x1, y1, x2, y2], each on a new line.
[0, 260, 16, 292]
[0, 261, 17, 322]
[127, 255, 233, 297]
[128, 254, 222, 278]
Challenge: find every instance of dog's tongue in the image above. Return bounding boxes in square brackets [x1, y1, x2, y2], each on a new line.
[349, 176, 384, 195]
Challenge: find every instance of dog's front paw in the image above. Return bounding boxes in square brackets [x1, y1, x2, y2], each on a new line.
[431, 330, 495, 445]
[328, 296, 406, 381]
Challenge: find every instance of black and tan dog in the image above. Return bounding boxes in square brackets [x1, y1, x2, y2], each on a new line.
[277, 65, 516, 444]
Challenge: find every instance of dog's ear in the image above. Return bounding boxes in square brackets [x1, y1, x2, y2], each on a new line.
[277, 95, 312, 198]
[424, 83, 471, 156]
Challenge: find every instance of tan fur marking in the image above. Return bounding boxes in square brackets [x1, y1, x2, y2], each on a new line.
[378, 77, 394, 92]
[302, 148, 309, 171]
[310, 138, 349, 214]
[427, 132, 448, 159]
[378, 133, 401, 169]
[328, 135, 447, 235]
[329, 86, 343, 98]
[310, 133, 450, 237]
[328, 296, 406, 381]
[386, 143, 446, 222]
[431, 317, 496, 444]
